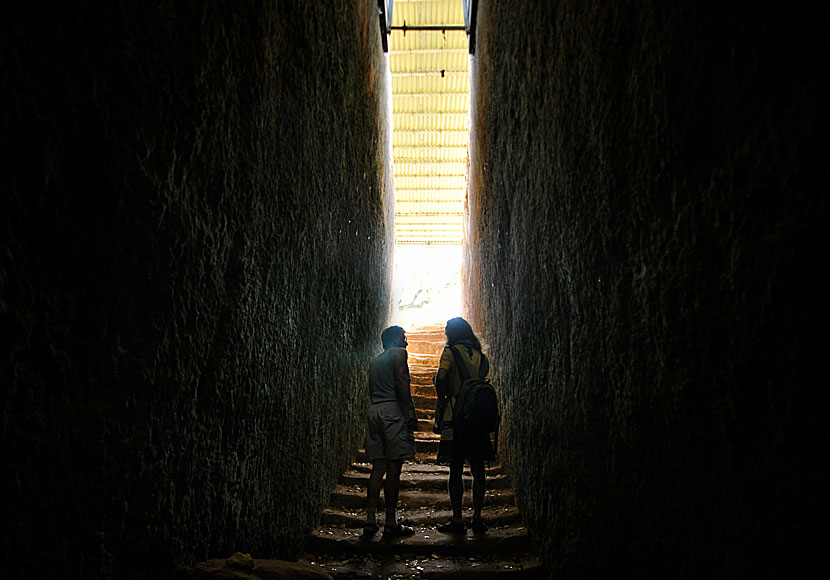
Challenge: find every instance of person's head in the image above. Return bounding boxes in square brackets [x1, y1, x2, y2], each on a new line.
[445, 317, 481, 349]
[381, 325, 407, 350]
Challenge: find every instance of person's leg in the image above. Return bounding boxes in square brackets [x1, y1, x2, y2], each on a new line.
[364, 459, 386, 534]
[448, 456, 465, 522]
[377, 406, 415, 536]
[367, 459, 387, 511]
[470, 458, 486, 522]
[438, 454, 466, 533]
[382, 458, 415, 536]
[383, 458, 403, 525]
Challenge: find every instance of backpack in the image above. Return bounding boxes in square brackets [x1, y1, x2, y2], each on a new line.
[448, 346, 501, 439]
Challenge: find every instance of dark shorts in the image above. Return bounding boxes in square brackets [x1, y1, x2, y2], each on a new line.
[436, 433, 495, 466]
[365, 401, 416, 461]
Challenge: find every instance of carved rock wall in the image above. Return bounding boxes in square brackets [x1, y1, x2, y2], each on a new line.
[1, 2, 392, 577]
[465, 1, 823, 577]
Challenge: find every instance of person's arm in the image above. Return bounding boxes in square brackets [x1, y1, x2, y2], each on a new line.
[480, 353, 489, 378]
[434, 347, 452, 399]
[435, 368, 450, 399]
[392, 348, 417, 428]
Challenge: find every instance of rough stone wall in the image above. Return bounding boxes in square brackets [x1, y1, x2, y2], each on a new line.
[466, 1, 824, 577]
[1, 1, 392, 578]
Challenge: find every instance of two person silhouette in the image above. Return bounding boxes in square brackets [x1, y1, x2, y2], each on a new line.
[363, 317, 491, 537]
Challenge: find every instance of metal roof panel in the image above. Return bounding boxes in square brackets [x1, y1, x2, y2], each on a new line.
[390, 0, 469, 245]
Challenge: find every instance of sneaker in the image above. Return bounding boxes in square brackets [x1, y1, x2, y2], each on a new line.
[383, 523, 415, 537]
[471, 519, 488, 534]
[362, 522, 379, 536]
[437, 519, 466, 534]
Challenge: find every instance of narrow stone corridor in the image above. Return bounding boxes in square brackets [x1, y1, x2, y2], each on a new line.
[4, 2, 822, 578]
[299, 325, 543, 578]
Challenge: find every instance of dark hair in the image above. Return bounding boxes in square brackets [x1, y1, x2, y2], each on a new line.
[381, 325, 405, 350]
[445, 317, 481, 350]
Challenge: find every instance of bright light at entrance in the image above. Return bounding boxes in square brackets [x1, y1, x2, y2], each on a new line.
[387, 0, 469, 330]
[392, 244, 462, 328]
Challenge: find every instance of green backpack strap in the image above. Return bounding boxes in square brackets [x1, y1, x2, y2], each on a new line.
[448, 345, 480, 382]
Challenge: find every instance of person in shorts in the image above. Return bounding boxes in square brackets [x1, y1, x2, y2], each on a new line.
[363, 325, 418, 537]
[434, 317, 495, 534]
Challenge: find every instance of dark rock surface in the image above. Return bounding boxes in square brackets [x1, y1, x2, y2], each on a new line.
[175, 558, 332, 580]
[1, 2, 392, 578]
[465, 1, 824, 578]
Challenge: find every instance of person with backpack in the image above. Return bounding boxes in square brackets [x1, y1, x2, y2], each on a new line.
[433, 317, 499, 534]
[363, 325, 418, 537]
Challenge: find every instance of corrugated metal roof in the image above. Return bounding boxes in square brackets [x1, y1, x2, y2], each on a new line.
[390, 0, 469, 245]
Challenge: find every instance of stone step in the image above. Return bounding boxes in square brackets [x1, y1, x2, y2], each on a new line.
[407, 334, 446, 343]
[177, 558, 333, 579]
[338, 470, 513, 491]
[412, 384, 437, 397]
[349, 461, 506, 477]
[304, 522, 531, 558]
[408, 349, 442, 360]
[409, 348, 441, 356]
[407, 324, 445, 331]
[321, 505, 522, 528]
[414, 393, 437, 409]
[409, 353, 441, 362]
[408, 341, 446, 351]
[413, 382, 438, 396]
[301, 554, 544, 579]
[409, 365, 440, 374]
[356, 440, 502, 464]
[409, 332, 443, 341]
[328, 485, 515, 510]
[355, 451, 442, 465]
[415, 432, 442, 441]
[416, 407, 434, 420]
[416, 412, 436, 425]
[407, 326, 445, 335]
[415, 409, 436, 422]
[181, 553, 544, 580]
[410, 372, 437, 383]
[418, 438, 440, 454]
[407, 327, 445, 335]
[180, 553, 545, 580]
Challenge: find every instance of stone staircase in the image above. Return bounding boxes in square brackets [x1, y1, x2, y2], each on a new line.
[300, 325, 544, 578]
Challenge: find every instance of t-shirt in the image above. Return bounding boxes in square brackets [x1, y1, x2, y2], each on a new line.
[369, 346, 408, 405]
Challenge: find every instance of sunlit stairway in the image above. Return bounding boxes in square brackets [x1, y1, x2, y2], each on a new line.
[300, 325, 544, 578]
